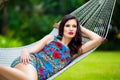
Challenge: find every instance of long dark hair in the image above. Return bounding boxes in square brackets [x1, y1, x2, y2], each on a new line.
[59, 14, 82, 56]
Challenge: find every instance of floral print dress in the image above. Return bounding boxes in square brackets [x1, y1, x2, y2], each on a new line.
[11, 36, 72, 80]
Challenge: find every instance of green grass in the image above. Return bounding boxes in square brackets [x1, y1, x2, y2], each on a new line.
[0, 35, 23, 48]
[54, 51, 120, 80]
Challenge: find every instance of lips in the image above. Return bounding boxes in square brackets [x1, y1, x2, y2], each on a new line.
[68, 32, 73, 35]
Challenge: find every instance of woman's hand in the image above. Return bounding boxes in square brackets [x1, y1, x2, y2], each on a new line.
[20, 49, 30, 65]
[79, 26, 105, 54]
[53, 23, 59, 28]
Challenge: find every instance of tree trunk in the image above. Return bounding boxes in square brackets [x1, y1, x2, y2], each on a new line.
[2, 0, 8, 36]
[84, 0, 89, 2]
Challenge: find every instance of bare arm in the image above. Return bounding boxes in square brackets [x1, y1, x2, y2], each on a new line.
[28, 35, 54, 54]
[20, 35, 54, 64]
[79, 26, 105, 54]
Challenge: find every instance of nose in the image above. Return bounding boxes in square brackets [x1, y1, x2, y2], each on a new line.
[69, 26, 73, 30]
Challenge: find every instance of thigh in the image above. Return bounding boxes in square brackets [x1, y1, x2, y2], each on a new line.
[0, 75, 8, 80]
[14, 63, 38, 80]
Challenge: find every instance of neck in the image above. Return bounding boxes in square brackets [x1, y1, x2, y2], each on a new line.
[61, 36, 72, 47]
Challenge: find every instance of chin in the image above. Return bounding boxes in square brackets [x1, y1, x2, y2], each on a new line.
[65, 34, 75, 39]
[68, 35, 75, 38]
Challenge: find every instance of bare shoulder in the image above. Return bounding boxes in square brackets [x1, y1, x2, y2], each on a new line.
[44, 34, 54, 43]
[37, 34, 54, 46]
[45, 34, 54, 40]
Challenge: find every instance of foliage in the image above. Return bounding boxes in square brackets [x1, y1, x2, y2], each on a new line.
[42, 0, 84, 15]
[7, 11, 57, 45]
[98, 30, 120, 50]
[0, 35, 23, 47]
[112, 0, 120, 30]
[0, 0, 85, 47]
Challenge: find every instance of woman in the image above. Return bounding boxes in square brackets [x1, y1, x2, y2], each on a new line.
[0, 14, 104, 80]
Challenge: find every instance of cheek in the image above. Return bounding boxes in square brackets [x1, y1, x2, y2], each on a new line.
[73, 29, 77, 37]
[64, 27, 68, 31]
[64, 27, 68, 33]
[74, 28, 77, 33]
[63, 29, 68, 36]
[63, 30, 67, 35]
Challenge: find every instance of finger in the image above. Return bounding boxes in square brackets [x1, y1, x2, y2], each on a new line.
[25, 56, 30, 64]
[27, 56, 30, 63]
[20, 57, 24, 63]
[25, 56, 31, 64]
[24, 57, 28, 65]
[20, 56, 25, 64]
[21, 57, 26, 65]
[53, 23, 59, 28]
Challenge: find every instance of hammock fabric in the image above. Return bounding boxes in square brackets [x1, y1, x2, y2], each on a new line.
[0, 0, 116, 80]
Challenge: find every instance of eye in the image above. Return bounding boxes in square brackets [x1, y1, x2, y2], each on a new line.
[72, 25, 77, 28]
[65, 24, 70, 27]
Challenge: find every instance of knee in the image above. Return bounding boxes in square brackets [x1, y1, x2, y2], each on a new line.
[25, 77, 37, 80]
[0, 65, 2, 71]
[0, 65, 5, 70]
[0, 66, 3, 74]
[24, 76, 37, 80]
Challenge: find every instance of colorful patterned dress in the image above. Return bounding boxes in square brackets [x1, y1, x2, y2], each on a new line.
[11, 36, 72, 80]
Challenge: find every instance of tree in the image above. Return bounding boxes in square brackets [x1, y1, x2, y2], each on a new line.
[0, 0, 8, 35]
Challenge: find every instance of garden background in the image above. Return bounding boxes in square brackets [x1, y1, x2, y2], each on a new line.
[0, 0, 120, 80]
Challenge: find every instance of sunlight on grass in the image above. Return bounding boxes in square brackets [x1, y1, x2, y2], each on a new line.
[54, 51, 120, 80]
[0, 35, 23, 48]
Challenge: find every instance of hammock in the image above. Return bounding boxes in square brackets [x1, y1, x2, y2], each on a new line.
[0, 0, 116, 80]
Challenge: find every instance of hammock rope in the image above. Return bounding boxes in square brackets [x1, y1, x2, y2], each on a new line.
[0, 0, 116, 80]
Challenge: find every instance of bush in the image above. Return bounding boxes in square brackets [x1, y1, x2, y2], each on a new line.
[0, 35, 23, 48]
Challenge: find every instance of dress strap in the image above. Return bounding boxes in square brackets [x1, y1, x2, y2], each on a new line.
[54, 35, 62, 42]
[54, 36, 58, 42]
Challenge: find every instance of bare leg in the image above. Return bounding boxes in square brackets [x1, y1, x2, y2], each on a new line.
[0, 75, 8, 80]
[0, 63, 37, 80]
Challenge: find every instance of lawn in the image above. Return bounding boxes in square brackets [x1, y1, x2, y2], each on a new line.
[54, 51, 120, 80]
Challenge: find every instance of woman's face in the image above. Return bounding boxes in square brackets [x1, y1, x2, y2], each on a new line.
[63, 19, 77, 39]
